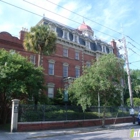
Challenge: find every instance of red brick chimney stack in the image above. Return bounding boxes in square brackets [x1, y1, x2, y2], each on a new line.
[110, 39, 118, 57]
[19, 27, 28, 42]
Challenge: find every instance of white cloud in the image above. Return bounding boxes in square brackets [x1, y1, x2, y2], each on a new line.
[56, 1, 77, 25]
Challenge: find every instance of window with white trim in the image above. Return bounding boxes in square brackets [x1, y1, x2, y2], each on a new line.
[30, 55, 36, 65]
[63, 30, 68, 39]
[102, 46, 106, 53]
[75, 66, 80, 78]
[63, 48, 68, 57]
[49, 24, 56, 32]
[47, 83, 55, 98]
[86, 41, 90, 48]
[48, 60, 55, 75]
[74, 34, 78, 43]
[75, 51, 79, 60]
[48, 63, 54, 75]
[63, 63, 68, 77]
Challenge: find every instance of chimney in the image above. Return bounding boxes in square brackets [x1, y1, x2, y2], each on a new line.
[19, 27, 28, 42]
[110, 39, 118, 57]
[110, 39, 116, 47]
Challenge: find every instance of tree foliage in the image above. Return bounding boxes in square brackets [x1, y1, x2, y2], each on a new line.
[131, 70, 140, 96]
[123, 69, 140, 105]
[0, 49, 45, 124]
[23, 24, 57, 66]
[127, 98, 140, 107]
[68, 54, 124, 127]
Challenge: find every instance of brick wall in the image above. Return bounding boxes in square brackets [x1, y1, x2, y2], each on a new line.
[18, 117, 133, 131]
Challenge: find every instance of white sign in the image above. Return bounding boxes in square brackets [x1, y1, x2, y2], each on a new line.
[129, 108, 135, 115]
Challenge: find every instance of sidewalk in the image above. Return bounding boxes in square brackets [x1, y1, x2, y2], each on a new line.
[0, 123, 137, 140]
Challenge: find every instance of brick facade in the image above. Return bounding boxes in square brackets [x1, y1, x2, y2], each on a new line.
[0, 17, 119, 97]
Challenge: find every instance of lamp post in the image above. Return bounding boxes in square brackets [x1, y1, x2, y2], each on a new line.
[63, 77, 75, 120]
[64, 88, 68, 120]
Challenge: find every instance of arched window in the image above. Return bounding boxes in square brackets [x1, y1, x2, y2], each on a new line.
[69, 32, 73, 41]
[79, 37, 85, 45]
[90, 42, 97, 51]
[56, 27, 63, 38]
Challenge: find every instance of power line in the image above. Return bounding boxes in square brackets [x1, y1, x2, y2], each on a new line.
[127, 36, 140, 46]
[0, 0, 43, 18]
[129, 60, 140, 64]
[0, 0, 119, 40]
[128, 53, 135, 58]
[129, 63, 139, 70]
[127, 47, 140, 57]
[128, 42, 140, 52]
[45, 0, 122, 35]
[46, 0, 140, 48]
[0, 0, 138, 49]
[22, 0, 119, 40]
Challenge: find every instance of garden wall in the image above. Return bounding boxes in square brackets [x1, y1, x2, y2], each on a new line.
[18, 117, 132, 131]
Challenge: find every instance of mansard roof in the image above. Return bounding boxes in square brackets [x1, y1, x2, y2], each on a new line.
[37, 17, 113, 53]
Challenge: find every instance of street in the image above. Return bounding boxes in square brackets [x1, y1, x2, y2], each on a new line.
[31, 125, 139, 140]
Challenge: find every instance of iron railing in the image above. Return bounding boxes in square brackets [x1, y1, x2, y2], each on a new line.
[18, 105, 139, 122]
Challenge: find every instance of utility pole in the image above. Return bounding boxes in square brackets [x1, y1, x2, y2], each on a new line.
[123, 37, 133, 108]
[122, 36, 135, 124]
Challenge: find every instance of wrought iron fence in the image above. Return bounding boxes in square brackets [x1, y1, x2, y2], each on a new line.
[18, 105, 139, 122]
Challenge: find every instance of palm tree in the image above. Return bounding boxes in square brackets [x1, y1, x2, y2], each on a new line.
[23, 24, 57, 66]
[23, 25, 57, 106]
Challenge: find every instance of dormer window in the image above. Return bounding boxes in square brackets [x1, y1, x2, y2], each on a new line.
[69, 32, 73, 41]
[102, 46, 106, 53]
[86, 41, 90, 48]
[64, 30, 67, 39]
[49, 24, 56, 32]
[106, 47, 109, 53]
[56, 27, 63, 38]
[74, 34, 78, 43]
[63, 30, 69, 40]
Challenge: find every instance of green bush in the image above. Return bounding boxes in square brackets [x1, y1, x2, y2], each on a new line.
[19, 105, 131, 122]
[126, 98, 140, 107]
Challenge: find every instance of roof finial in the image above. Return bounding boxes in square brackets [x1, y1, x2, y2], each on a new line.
[83, 18, 85, 24]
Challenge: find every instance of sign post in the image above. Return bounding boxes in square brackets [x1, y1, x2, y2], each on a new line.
[129, 108, 135, 124]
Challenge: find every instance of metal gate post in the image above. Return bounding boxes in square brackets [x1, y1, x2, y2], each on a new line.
[11, 99, 20, 132]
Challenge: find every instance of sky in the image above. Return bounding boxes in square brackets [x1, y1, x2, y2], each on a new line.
[0, 0, 140, 70]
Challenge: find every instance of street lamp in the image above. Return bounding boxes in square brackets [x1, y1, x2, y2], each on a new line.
[63, 77, 75, 120]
